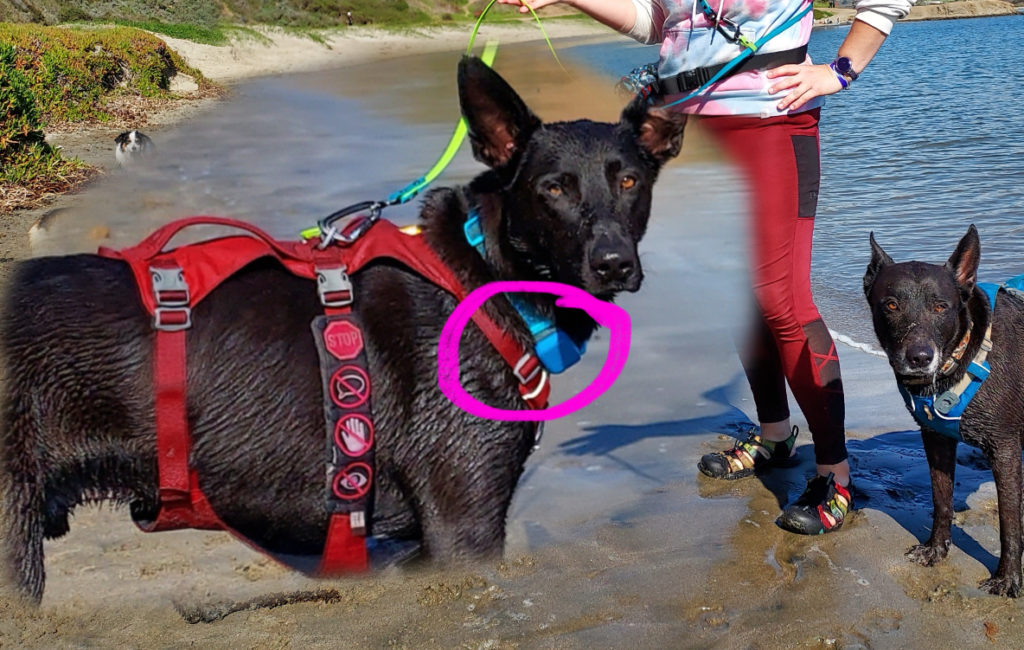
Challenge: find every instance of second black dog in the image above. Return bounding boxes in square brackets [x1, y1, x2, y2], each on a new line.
[864, 225, 1024, 597]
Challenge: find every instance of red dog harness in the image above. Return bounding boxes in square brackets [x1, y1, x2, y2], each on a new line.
[98, 216, 550, 574]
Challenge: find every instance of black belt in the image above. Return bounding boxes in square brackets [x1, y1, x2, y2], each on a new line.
[656, 45, 808, 96]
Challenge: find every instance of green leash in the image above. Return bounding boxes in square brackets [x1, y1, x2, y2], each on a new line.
[300, 2, 562, 242]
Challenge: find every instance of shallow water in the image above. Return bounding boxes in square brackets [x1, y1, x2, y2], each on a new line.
[575, 14, 1024, 347]
[22, 20, 1024, 646]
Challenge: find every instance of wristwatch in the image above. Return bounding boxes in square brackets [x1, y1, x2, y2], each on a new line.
[831, 56, 859, 85]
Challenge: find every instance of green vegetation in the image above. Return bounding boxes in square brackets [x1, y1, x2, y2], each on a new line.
[0, 23, 207, 124]
[0, 1, 516, 29]
[0, 41, 93, 209]
[0, 23, 208, 211]
[112, 20, 232, 45]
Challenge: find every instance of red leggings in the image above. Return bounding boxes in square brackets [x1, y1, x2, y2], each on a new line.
[700, 108, 846, 465]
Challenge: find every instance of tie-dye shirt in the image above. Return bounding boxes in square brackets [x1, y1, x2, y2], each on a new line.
[631, 0, 818, 117]
[627, 0, 915, 117]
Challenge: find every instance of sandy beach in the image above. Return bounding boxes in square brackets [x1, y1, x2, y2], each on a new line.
[2, 8, 1024, 648]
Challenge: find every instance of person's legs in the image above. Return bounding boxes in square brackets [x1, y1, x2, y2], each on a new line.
[739, 312, 791, 441]
[698, 109, 851, 531]
[697, 310, 799, 480]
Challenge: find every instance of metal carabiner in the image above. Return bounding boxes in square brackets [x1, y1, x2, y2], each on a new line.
[316, 200, 387, 249]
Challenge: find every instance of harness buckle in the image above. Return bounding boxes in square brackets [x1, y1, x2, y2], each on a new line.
[933, 390, 960, 416]
[151, 267, 190, 306]
[316, 266, 354, 308]
[514, 352, 549, 403]
[154, 307, 192, 332]
[151, 266, 192, 331]
[513, 353, 542, 385]
[463, 213, 485, 249]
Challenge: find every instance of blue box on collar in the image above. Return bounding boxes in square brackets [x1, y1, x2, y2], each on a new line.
[534, 328, 586, 374]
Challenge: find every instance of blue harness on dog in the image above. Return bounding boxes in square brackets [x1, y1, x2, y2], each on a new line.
[898, 277, 1024, 442]
[463, 209, 589, 374]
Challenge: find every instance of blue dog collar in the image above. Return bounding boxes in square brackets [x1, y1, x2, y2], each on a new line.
[463, 210, 588, 374]
[899, 282, 999, 443]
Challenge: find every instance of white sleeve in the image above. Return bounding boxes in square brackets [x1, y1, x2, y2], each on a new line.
[853, 0, 916, 35]
[626, 0, 667, 45]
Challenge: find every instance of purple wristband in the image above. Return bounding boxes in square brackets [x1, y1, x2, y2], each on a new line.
[829, 62, 849, 90]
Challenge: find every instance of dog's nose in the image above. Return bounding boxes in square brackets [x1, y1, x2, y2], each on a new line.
[591, 250, 636, 283]
[906, 345, 934, 369]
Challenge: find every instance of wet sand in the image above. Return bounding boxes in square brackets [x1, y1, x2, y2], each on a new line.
[2, 36, 1024, 650]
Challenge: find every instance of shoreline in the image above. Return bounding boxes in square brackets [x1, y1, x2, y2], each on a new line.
[4, 2, 1019, 255]
[158, 20, 613, 85]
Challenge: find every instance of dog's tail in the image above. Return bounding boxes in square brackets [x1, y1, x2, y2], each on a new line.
[0, 387, 46, 604]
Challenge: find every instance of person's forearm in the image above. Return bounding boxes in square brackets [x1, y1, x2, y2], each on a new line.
[842, 0, 916, 74]
[836, 20, 889, 76]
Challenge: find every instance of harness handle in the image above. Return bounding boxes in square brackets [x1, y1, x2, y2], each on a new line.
[112, 216, 313, 263]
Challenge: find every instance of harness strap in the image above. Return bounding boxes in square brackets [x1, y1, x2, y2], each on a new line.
[153, 327, 189, 504]
[936, 322, 993, 414]
[141, 264, 220, 530]
[659, 1, 814, 109]
[102, 216, 549, 573]
[317, 290, 371, 575]
[657, 45, 807, 96]
[321, 515, 368, 572]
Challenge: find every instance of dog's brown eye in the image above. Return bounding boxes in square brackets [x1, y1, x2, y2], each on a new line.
[546, 184, 563, 197]
[933, 303, 948, 313]
[620, 176, 636, 191]
[885, 299, 899, 312]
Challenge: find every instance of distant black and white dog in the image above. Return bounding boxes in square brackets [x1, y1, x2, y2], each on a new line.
[114, 130, 154, 167]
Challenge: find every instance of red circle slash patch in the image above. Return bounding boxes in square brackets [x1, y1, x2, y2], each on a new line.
[334, 414, 374, 457]
[332, 462, 372, 501]
[324, 320, 364, 360]
[329, 365, 370, 409]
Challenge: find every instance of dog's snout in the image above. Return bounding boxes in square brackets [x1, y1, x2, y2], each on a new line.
[906, 344, 935, 370]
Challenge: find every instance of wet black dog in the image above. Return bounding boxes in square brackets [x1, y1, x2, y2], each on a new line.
[864, 225, 1024, 597]
[0, 57, 686, 602]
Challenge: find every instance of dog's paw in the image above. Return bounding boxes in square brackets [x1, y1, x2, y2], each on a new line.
[979, 573, 1022, 598]
[905, 542, 949, 567]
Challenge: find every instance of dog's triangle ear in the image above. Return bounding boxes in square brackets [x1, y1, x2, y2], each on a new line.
[458, 56, 541, 170]
[620, 95, 687, 165]
[945, 224, 981, 295]
[864, 232, 894, 297]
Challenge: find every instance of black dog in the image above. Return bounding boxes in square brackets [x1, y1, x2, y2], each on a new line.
[0, 57, 686, 603]
[864, 225, 1024, 597]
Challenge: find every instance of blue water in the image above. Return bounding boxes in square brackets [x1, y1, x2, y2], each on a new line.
[566, 14, 1024, 344]
[41, 15, 1023, 349]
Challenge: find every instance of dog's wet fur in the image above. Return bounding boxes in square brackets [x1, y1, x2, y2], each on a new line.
[864, 225, 1024, 597]
[0, 58, 687, 602]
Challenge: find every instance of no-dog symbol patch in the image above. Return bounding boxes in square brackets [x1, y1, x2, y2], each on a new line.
[332, 462, 372, 501]
[329, 365, 370, 409]
[324, 320, 364, 360]
[334, 414, 374, 457]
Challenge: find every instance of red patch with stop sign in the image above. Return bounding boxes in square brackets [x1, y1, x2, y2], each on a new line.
[324, 320, 363, 360]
